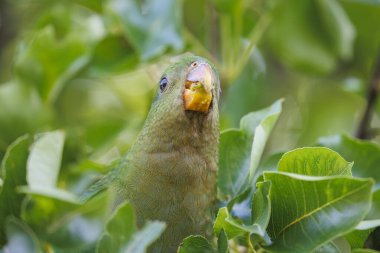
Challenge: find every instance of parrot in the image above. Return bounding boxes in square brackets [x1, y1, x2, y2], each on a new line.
[83, 55, 221, 253]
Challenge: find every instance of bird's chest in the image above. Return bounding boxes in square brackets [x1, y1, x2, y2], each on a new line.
[128, 149, 217, 226]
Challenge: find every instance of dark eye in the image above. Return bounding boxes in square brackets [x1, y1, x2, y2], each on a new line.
[191, 62, 198, 68]
[160, 77, 168, 92]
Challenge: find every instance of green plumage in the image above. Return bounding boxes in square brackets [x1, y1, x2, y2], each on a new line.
[85, 55, 220, 252]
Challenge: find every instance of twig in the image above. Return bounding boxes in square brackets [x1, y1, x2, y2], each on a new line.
[356, 48, 380, 139]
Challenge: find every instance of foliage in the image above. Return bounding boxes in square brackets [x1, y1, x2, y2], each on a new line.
[0, 0, 380, 252]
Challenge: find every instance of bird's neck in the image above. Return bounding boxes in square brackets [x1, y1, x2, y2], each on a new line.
[134, 107, 219, 158]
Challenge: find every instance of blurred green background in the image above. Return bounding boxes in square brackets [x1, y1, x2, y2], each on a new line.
[0, 0, 380, 251]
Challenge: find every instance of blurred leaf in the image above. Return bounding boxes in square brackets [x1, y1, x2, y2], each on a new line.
[356, 220, 380, 230]
[15, 26, 91, 102]
[316, 0, 356, 60]
[341, 1, 380, 75]
[0, 135, 31, 246]
[0, 83, 51, 154]
[90, 35, 138, 75]
[264, 172, 373, 253]
[345, 229, 373, 249]
[3, 217, 41, 253]
[278, 147, 353, 176]
[367, 189, 380, 219]
[344, 220, 380, 250]
[123, 221, 166, 253]
[20, 131, 79, 203]
[319, 134, 380, 189]
[352, 249, 380, 253]
[27, 131, 65, 189]
[266, 0, 336, 74]
[178, 235, 215, 253]
[97, 202, 165, 253]
[105, 0, 184, 60]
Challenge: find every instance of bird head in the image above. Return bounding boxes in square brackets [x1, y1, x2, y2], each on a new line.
[154, 55, 220, 115]
[137, 55, 220, 152]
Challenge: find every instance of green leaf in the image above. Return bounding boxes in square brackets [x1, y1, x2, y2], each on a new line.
[218, 99, 283, 198]
[352, 249, 380, 253]
[105, 0, 184, 60]
[316, 0, 356, 60]
[247, 99, 283, 184]
[367, 189, 380, 219]
[20, 131, 79, 203]
[3, 217, 41, 253]
[214, 207, 266, 241]
[319, 134, 380, 189]
[123, 221, 166, 253]
[264, 172, 373, 253]
[15, 26, 92, 102]
[266, 0, 337, 74]
[278, 147, 353, 176]
[97, 202, 165, 253]
[356, 220, 380, 230]
[27, 130, 65, 189]
[178, 235, 215, 253]
[314, 237, 351, 253]
[217, 230, 228, 253]
[345, 229, 373, 249]
[218, 129, 252, 198]
[251, 181, 271, 229]
[214, 207, 244, 239]
[0, 135, 31, 246]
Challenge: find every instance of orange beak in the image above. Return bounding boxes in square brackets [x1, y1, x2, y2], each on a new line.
[183, 64, 214, 112]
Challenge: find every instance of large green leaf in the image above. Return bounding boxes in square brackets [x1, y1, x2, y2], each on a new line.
[178, 236, 215, 253]
[264, 172, 373, 253]
[319, 134, 380, 189]
[105, 0, 183, 60]
[218, 99, 282, 198]
[218, 129, 252, 198]
[0, 135, 31, 246]
[278, 147, 353, 176]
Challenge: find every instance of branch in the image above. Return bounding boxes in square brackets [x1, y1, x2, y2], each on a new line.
[356, 48, 380, 139]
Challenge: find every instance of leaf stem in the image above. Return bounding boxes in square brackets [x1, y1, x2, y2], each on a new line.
[247, 233, 257, 253]
[232, 12, 272, 81]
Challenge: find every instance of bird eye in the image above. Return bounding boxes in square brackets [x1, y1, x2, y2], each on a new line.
[191, 62, 198, 68]
[159, 77, 168, 92]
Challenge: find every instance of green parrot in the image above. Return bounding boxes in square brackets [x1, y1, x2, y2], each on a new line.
[84, 55, 220, 253]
